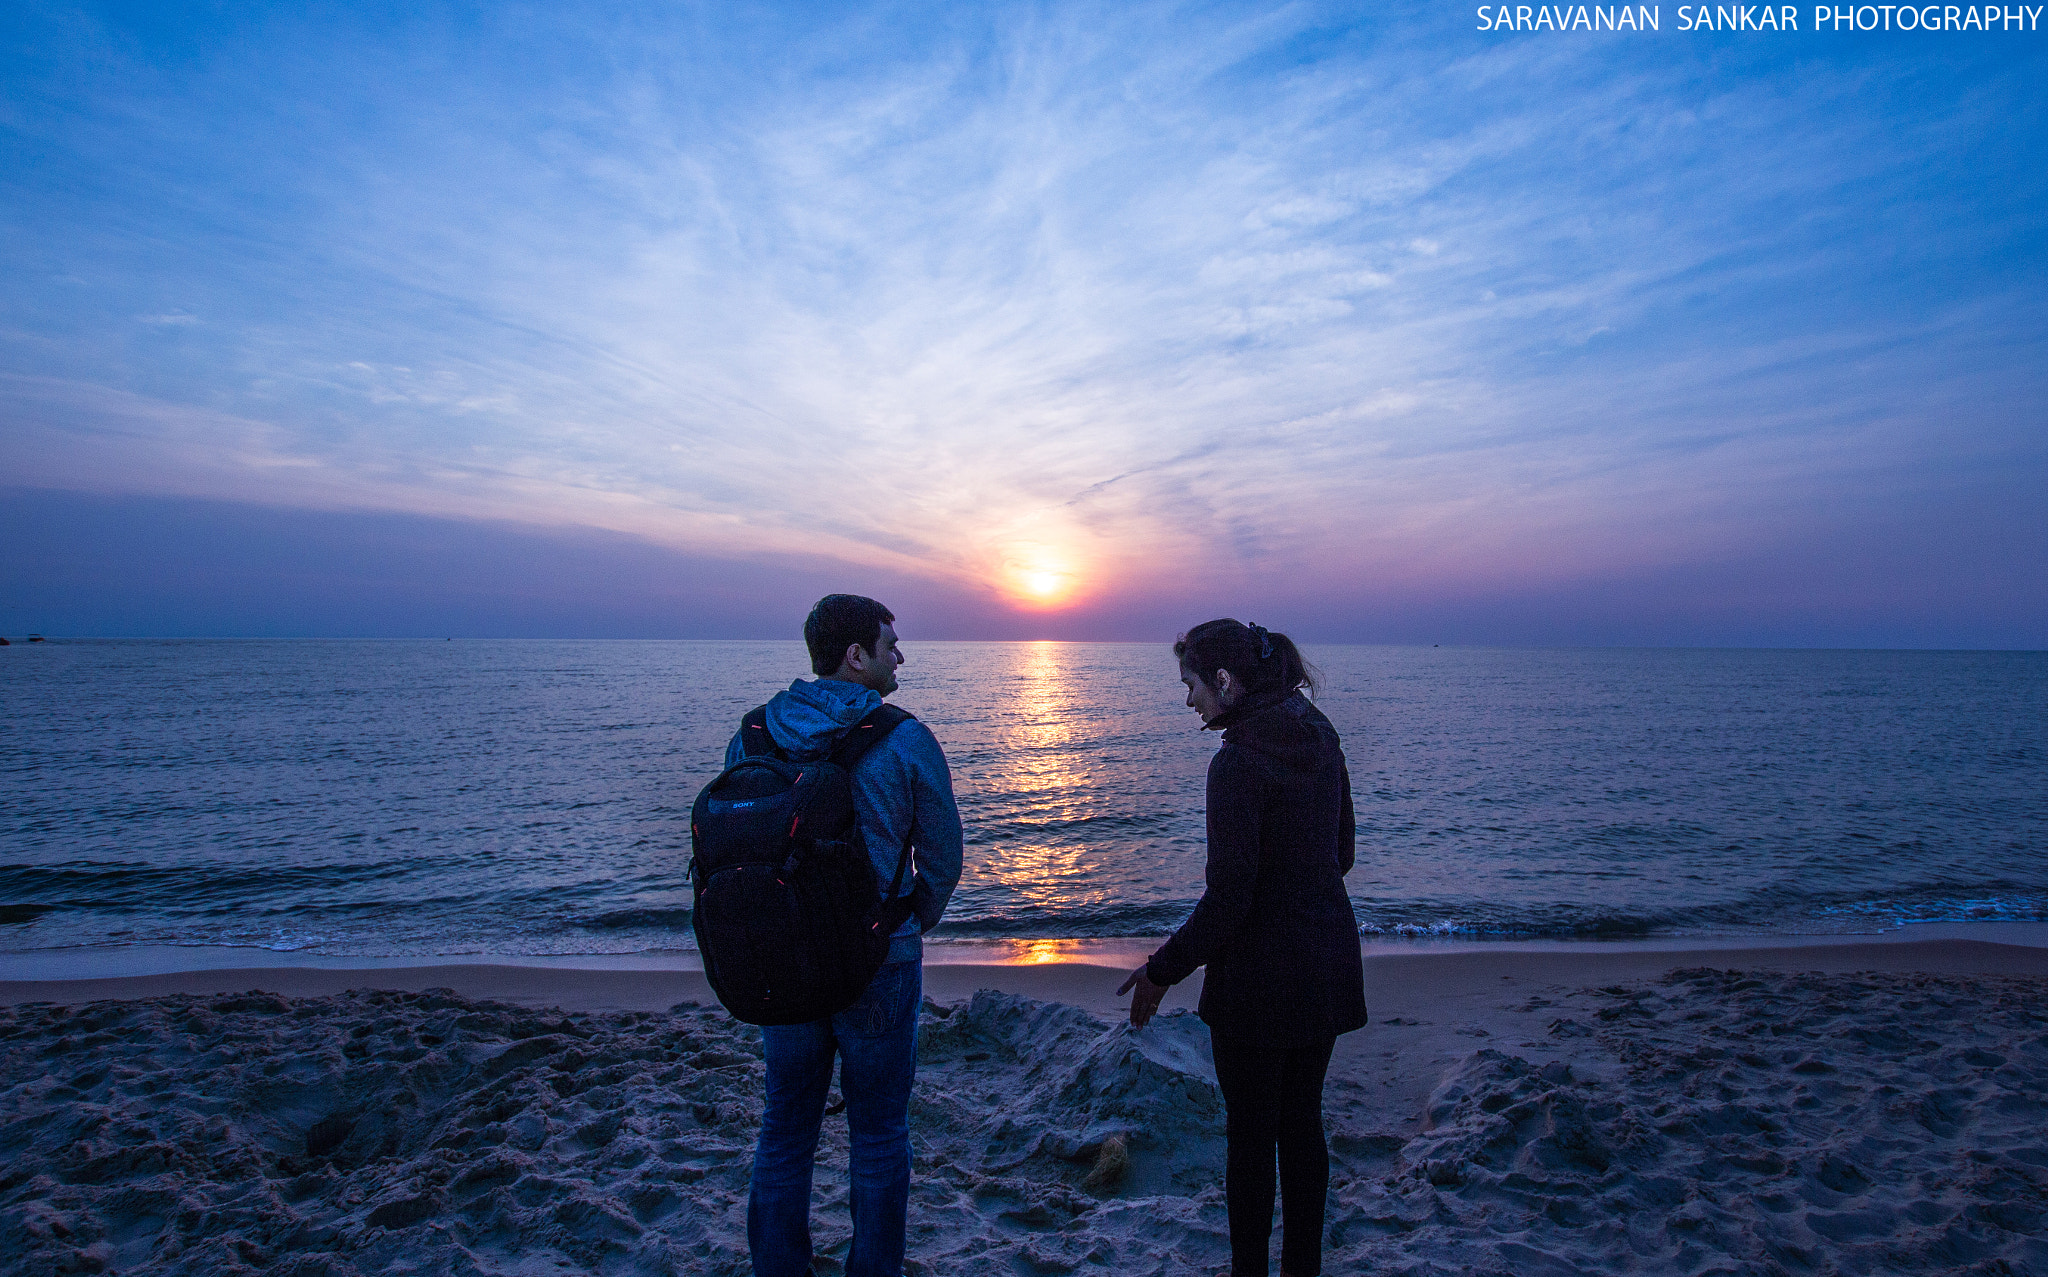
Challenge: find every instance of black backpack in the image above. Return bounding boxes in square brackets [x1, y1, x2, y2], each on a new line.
[688, 702, 919, 1025]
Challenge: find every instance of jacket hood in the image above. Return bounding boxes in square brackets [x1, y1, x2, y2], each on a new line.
[763, 677, 885, 761]
[1213, 690, 1324, 771]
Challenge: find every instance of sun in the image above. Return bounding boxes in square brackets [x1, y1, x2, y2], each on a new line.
[1022, 570, 1065, 600]
[1004, 561, 1081, 609]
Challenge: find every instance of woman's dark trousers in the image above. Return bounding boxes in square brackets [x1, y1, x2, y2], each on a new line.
[1209, 1033, 1337, 1277]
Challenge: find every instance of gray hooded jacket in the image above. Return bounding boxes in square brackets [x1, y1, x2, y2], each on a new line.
[725, 677, 964, 963]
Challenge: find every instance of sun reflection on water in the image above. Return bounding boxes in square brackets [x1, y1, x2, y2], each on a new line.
[944, 642, 1194, 926]
[1015, 938, 1069, 965]
[891, 639, 1213, 942]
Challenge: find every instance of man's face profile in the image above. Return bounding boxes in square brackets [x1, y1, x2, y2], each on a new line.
[843, 621, 903, 696]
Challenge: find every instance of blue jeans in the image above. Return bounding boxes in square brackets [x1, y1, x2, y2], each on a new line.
[748, 958, 921, 1277]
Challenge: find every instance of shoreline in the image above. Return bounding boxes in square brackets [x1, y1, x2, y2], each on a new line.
[6, 930, 2046, 1021]
[2, 918, 2044, 1000]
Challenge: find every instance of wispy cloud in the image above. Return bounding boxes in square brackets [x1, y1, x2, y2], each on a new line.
[3, 1, 2042, 624]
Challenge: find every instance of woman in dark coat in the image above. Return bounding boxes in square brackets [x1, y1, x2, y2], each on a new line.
[1118, 619, 1368, 1277]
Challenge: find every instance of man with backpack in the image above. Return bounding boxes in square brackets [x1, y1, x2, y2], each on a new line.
[718, 594, 963, 1277]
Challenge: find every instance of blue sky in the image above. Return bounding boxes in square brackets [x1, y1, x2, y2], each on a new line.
[3, 1, 2043, 642]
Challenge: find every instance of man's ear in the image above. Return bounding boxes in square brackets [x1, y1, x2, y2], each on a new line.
[844, 642, 869, 673]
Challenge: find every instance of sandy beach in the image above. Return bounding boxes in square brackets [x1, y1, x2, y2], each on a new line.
[5, 937, 2046, 1275]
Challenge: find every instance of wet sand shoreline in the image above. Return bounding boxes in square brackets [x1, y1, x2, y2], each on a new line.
[6, 932, 2046, 1016]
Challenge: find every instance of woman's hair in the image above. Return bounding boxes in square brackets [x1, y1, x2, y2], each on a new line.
[1175, 619, 1320, 699]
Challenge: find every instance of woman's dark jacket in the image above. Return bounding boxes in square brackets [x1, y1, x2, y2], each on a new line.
[1145, 690, 1368, 1047]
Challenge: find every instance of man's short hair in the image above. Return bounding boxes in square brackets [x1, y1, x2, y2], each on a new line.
[805, 595, 896, 676]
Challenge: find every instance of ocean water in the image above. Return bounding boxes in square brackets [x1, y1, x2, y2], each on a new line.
[1, 639, 2044, 960]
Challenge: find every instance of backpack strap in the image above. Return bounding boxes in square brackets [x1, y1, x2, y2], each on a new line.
[737, 705, 779, 759]
[829, 705, 921, 933]
[829, 703, 913, 769]
[738, 703, 909, 764]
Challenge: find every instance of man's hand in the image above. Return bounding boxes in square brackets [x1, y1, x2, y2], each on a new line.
[1116, 964, 1167, 1029]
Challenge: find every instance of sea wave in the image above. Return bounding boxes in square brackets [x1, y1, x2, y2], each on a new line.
[577, 907, 695, 930]
[3, 641, 2043, 960]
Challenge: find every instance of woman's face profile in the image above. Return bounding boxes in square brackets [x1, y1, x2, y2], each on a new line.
[1182, 666, 1227, 723]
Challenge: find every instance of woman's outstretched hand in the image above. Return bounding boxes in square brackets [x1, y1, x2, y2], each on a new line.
[1117, 964, 1167, 1029]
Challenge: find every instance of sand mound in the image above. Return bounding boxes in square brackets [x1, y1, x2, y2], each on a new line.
[903, 991, 1232, 1271]
[3, 969, 2043, 1275]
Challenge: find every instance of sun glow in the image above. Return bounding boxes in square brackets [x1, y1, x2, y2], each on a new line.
[1022, 570, 1066, 600]
[991, 523, 1091, 610]
[1013, 939, 1071, 966]
[1002, 558, 1082, 609]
